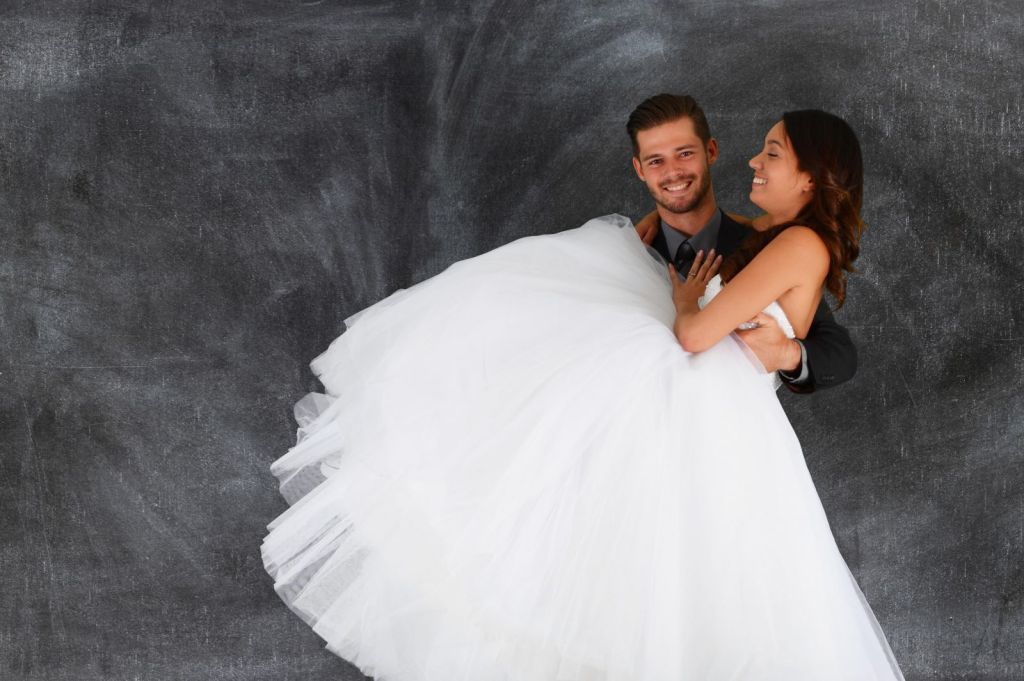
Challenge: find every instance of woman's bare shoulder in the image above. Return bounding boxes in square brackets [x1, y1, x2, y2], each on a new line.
[776, 224, 825, 244]
[769, 225, 830, 268]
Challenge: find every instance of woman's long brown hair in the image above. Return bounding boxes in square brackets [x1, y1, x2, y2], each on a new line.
[719, 110, 865, 308]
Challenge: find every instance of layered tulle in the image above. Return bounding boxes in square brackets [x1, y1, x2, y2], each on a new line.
[262, 215, 903, 681]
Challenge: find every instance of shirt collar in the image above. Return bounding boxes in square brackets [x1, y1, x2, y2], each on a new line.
[660, 209, 722, 257]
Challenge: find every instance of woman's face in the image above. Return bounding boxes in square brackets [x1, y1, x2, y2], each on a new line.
[748, 121, 813, 222]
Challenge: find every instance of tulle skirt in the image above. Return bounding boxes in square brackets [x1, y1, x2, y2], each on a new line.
[262, 215, 904, 680]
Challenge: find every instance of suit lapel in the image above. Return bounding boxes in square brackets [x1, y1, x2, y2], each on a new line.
[650, 225, 671, 262]
[715, 212, 750, 259]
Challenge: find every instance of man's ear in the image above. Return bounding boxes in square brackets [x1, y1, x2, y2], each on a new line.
[706, 138, 719, 166]
[632, 156, 645, 181]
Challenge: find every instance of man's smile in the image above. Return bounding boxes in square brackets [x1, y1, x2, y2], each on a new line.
[661, 178, 695, 193]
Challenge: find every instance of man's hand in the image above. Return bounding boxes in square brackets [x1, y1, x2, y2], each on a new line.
[634, 210, 659, 245]
[734, 312, 802, 373]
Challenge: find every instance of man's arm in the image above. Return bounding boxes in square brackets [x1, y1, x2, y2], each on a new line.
[736, 297, 857, 393]
[634, 210, 659, 245]
[787, 297, 858, 393]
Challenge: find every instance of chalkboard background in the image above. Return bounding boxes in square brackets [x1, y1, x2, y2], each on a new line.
[3, 1, 1022, 679]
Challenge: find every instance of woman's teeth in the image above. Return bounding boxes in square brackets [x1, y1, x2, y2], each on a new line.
[753, 177, 767, 185]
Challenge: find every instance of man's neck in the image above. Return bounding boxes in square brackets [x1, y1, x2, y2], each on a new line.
[658, 193, 719, 237]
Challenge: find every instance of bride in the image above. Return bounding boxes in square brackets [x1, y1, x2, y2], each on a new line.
[261, 109, 904, 680]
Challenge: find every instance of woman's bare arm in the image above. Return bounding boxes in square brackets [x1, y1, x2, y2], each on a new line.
[672, 227, 829, 352]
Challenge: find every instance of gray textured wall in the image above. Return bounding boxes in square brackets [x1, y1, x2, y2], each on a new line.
[3, 1, 1022, 679]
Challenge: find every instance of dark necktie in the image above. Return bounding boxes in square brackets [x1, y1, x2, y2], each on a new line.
[673, 240, 696, 275]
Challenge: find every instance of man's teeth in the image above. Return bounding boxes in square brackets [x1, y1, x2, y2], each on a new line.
[753, 177, 767, 185]
[665, 182, 691, 191]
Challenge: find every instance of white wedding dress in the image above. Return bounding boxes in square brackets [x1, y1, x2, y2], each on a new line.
[262, 215, 904, 681]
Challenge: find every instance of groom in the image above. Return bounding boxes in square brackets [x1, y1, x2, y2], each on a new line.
[627, 94, 856, 393]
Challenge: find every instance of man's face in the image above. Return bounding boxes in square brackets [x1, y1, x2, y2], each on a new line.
[632, 117, 718, 215]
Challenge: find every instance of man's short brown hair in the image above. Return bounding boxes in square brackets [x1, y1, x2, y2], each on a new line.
[626, 94, 712, 156]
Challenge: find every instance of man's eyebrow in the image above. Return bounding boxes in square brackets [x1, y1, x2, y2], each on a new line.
[641, 145, 696, 162]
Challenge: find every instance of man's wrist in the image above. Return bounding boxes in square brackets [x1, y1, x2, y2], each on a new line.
[780, 339, 802, 373]
[778, 339, 809, 383]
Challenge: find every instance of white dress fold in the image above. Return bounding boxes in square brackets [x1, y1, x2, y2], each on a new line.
[262, 214, 904, 681]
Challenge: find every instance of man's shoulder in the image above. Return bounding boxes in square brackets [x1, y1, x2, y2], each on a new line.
[716, 210, 753, 255]
[720, 210, 752, 230]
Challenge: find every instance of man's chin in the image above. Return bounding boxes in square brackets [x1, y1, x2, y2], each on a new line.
[657, 197, 700, 214]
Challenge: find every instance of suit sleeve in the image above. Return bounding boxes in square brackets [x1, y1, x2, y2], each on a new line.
[783, 298, 858, 394]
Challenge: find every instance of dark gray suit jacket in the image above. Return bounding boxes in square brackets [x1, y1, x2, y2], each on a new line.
[649, 211, 857, 392]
